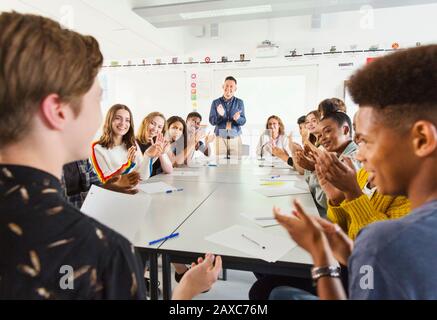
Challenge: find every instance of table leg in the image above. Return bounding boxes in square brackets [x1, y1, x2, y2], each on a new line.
[162, 253, 172, 300]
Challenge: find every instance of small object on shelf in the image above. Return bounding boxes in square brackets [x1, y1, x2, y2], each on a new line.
[172, 57, 178, 64]
[416, 42, 421, 47]
[240, 53, 245, 61]
[204, 56, 211, 63]
[156, 58, 161, 64]
[221, 56, 228, 62]
[391, 42, 399, 50]
[330, 45, 336, 52]
[188, 57, 194, 63]
[291, 49, 297, 56]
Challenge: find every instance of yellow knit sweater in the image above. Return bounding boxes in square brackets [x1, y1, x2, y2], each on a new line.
[327, 168, 411, 240]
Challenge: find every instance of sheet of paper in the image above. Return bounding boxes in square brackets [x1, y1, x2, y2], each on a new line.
[81, 185, 151, 243]
[240, 212, 280, 227]
[205, 225, 296, 262]
[253, 181, 310, 197]
[170, 171, 200, 177]
[138, 181, 177, 194]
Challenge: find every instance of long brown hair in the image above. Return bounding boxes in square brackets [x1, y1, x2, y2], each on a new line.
[137, 112, 167, 144]
[265, 115, 285, 136]
[97, 104, 136, 149]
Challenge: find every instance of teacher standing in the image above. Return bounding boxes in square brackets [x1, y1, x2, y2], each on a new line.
[209, 76, 246, 158]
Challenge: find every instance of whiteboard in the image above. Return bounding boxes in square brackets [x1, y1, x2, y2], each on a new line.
[213, 65, 319, 153]
[100, 68, 188, 130]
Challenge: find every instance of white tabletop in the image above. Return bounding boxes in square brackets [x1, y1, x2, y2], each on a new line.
[148, 162, 317, 266]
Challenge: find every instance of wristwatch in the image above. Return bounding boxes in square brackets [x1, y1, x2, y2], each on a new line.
[311, 265, 341, 285]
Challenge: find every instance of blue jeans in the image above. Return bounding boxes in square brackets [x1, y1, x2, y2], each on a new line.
[269, 287, 319, 300]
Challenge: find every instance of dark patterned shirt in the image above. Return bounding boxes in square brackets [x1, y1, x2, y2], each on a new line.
[0, 165, 147, 299]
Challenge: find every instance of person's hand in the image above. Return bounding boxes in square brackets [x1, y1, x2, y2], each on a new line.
[217, 104, 225, 117]
[273, 200, 331, 262]
[295, 150, 315, 171]
[194, 130, 206, 144]
[312, 217, 354, 266]
[272, 146, 288, 162]
[233, 111, 241, 121]
[127, 145, 137, 163]
[145, 133, 166, 158]
[315, 161, 345, 206]
[172, 253, 222, 300]
[104, 172, 140, 194]
[316, 151, 362, 201]
[205, 132, 215, 144]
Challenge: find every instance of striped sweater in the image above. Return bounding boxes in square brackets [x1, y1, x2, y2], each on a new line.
[91, 142, 152, 183]
[327, 168, 411, 240]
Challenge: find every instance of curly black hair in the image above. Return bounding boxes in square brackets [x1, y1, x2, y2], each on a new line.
[348, 45, 437, 129]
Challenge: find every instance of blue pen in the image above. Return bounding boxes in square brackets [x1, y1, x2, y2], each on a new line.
[148, 232, 180, 246]
[271, 175, 280, 179]
[208, 164, 218, 167]
[166, 188, 184, 194]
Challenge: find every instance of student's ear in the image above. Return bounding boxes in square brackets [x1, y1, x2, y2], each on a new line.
[411, 120, 437, 157]
[39, 94, 69, 131]
[343, 124, 350, 137]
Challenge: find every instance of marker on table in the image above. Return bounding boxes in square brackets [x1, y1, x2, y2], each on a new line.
[165, 188, 183, 194]
[259, 164, 274, 168]
[241, 233, 266, 250]
[148, 232, 180, 246]
[270, 175, 280, 179]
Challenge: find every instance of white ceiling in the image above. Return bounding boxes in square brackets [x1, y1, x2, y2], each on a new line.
[0, 0, 185, 58]
[132, 0, 437, 27]
[2, 0, 437, 59]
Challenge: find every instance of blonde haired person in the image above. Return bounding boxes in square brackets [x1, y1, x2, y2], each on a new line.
[256, 115, 291, 159]
[136, 112, 173, 177]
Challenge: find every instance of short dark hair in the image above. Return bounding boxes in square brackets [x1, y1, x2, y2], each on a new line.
[187, 111, 202, 121]
[318, 98, 347, 116]
[297, 116, 306, 125]
[321, 111, 352, 137]
[225, 76, 237, 84]
[348, 45, 437, 130]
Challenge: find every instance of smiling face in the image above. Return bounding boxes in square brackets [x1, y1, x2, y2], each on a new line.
[147, 116, 165, 138]
[318, 118, 350, 153]
[169, 121, 184, 141]
[305, 113, 319, 134]
[355, 107, 416, 195]
[111, 109, 131, 137]
[267, 118, 280, 138]
[223, 80, 236, 100]
[187, 116, 201, 132]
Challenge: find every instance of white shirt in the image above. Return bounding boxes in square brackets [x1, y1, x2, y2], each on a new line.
[256, 133, 291, 158]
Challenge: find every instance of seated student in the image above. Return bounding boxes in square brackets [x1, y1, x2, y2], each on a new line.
[186, 111, 215, 158]
[256, 115, 291, 159]
[318, 98, 347, 118]
[0, 11, 221, 300]
[167, 116, 203, 167]
[62, 159, 141, 209]
[271, 44, 437, 300]
[304, 110, 321, 146]
[91, 104, 145, 182]
[311, 115, 411, 240]
[136, 112, 173, 177]
[271, 116, 306, 175]
[306, 111, 360, 213]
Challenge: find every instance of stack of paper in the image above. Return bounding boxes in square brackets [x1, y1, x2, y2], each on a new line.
[206, 225, 296, 262]
[81, 185, 151, 243]
[259, 175, 302, 182]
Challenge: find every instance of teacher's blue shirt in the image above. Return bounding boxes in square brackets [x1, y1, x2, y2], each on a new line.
[209, 96, 246, 138]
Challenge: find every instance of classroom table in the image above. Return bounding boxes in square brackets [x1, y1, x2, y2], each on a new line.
[135, 160, 320, 300]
